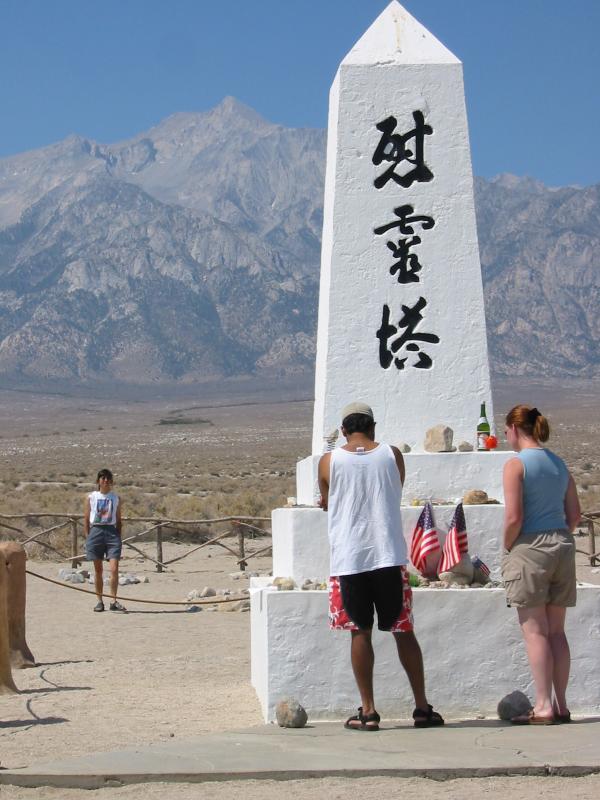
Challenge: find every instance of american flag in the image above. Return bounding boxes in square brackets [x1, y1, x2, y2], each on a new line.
[410, 502, 440, 574]
[438, 503, 469, 573]
[472, 555, 490, 576]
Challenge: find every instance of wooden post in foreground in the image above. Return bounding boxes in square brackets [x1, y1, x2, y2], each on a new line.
[0, 553, 17, 693]
[0, 542, 35, 668]
[156, 522, 164, 573]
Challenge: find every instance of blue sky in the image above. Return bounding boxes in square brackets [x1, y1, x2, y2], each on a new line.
[1, 0, 598, 186]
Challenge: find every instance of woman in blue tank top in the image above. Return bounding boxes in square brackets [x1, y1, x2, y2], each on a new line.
[502, 405, 581, 725]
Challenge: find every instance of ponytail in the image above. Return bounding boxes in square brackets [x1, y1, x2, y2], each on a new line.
[506, 405, 550, 443]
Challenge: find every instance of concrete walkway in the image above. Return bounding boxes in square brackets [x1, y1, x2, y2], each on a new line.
[2, 719, 600, 789]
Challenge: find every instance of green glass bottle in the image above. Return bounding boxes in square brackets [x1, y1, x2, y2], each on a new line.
[477, 402, 490, 451]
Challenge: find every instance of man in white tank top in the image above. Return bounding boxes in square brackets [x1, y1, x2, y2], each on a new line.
[319, 402, 443, 731]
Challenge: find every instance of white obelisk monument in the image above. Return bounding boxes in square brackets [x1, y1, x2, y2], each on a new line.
[250, 1, 600, 722]
[313, 1, 491, 451]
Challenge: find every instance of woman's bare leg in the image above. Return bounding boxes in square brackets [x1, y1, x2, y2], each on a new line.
[517, 606, 554, 718]
[547, 605, 570, 715]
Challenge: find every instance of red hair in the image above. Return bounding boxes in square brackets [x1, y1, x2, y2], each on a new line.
[505, 405, 549, 443]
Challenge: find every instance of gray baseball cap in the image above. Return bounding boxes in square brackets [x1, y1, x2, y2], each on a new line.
[341, 402, 374, 422]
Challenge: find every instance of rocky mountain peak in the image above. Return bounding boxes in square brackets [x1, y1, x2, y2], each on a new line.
[0, 101, 598, 385]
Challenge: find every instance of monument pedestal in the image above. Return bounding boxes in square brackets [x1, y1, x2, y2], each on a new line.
[251, 581, 600, 722]
[251, 451, 600, 722]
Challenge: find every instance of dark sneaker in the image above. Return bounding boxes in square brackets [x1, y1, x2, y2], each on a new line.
[110, 601, 127, 612]
[93, 601, 105, 612]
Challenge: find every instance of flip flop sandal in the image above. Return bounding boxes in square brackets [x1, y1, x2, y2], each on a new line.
[511, 710, 554, 725]
[554, 711, 571, 724]
[413, 704, 445, 728]
[344, 706, 381, 731]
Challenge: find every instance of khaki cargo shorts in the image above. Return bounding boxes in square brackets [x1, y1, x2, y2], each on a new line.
[502, 529, 576, 608]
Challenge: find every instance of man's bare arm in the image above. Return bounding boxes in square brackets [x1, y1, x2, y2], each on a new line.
[318, 452, 331, 511]
[390, 446, 406, 486]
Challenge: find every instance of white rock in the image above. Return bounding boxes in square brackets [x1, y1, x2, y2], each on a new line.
[200, 587, 216, 598]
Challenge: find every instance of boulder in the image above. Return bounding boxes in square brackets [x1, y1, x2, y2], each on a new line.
[463, 489, 488, 505]
[497, 691, 532, 721]
[424, 425, 453, 452]
[275, 698, 308, 728]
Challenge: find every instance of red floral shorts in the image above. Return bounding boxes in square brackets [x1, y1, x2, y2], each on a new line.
[328, 565, 414, 632]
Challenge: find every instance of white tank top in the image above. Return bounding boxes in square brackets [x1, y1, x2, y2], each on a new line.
[88, 491, 119, 526]
[327, 443, 406, 576]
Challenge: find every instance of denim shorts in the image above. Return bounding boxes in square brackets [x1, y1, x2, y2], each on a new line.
[85, 525, 122, 561]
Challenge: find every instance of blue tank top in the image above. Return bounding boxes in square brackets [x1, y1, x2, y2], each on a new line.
[517, 448, 569, 534]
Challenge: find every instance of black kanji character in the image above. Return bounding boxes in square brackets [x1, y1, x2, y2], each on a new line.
[386, 235, 423, 284]
[376, 298, 439, 371]
[374, 204, 435, 237]
[372, 111, 433, 189]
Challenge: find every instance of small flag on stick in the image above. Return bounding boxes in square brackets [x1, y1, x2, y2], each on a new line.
[410, 502, 440, 576]
[438, 502, 469, 574]
[471, 555, 490, 577]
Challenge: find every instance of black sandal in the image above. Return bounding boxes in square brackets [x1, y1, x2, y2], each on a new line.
[413, 704, 444, 728]
[344, 706, 381, 731]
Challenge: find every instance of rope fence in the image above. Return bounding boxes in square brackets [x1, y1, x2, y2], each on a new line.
[3, 510, 598, 570]
[25, 569, 249, 606]
[0, 513, 272, 572]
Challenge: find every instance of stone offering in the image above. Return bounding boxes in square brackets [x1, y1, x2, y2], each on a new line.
[463, 489, 488, 505]
[275, 698, 308, 728]
[497, 690, 532, 721]
[424, 425, 453, 452]
[398, 442, 411, 453]
[458, 441, 473, 452]
[272, 577, 296, 591]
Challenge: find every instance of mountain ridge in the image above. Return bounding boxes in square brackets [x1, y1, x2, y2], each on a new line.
[0, 98, 598, 384]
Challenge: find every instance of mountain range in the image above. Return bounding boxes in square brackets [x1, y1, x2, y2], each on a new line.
[0, 97, 598, 384]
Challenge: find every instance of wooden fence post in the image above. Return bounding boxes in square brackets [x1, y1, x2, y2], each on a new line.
[588, 518, 597, 567]
[237, 523, 247, 571]
[156, 522, 163, 573]
[70, 518, 79, 569]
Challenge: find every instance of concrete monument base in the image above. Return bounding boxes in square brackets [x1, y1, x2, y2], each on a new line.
[296, 451, 512, 507]
[272, 503, 506, 585]
[251, 582, 600, 722]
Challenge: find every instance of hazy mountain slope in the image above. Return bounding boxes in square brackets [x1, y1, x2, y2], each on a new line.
[475, 176, 600, 376]
[0, 98, 598, 383]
